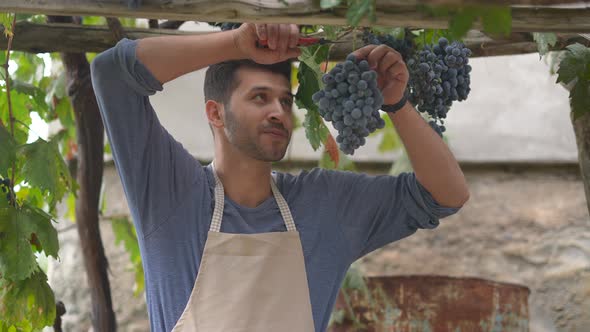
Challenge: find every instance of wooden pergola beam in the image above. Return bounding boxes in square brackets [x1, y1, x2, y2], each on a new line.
[2, 22, 589, 58]
[1, 0, 590, 33]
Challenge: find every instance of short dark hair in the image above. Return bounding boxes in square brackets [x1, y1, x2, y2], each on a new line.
[204, 59, 292, 106]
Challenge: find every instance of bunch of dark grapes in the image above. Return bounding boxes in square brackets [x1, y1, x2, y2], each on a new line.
[407, 37, 472, 136]
[312, 54, 386, 155]
[362, 30, 414, 62]
[1, 177, 12, 203]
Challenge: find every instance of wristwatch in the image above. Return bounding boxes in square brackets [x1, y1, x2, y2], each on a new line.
[381, 92, 409, 114]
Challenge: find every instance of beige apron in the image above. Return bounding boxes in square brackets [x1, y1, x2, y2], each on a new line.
[171, 163, 315, 332]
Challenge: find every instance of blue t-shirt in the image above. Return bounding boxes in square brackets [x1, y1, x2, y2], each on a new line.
[90, 38, 462, 332]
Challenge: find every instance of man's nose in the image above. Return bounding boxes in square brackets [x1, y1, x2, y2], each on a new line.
[269, 99, 290, 124]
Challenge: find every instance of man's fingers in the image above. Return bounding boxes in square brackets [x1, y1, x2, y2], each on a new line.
[378, 52, 403, 75]
[366, 45, 392, 69]
[278, 24, 290, 55]
[351, 44, 378, 61]
[255, 24, 267, 40]
[286, 48, 301, 59]
[388, 62, 409, 82]
[288, 24, 299, 49]
[267, 24, 278, 50]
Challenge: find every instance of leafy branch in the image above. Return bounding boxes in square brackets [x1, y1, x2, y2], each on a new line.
[1, 14, 17, 207]
[0, 13, 77, 331]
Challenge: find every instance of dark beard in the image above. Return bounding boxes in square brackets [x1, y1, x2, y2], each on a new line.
[224, 104, 288, 162]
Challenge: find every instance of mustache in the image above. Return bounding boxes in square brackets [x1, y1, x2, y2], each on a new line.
[262, 123, 289, 136]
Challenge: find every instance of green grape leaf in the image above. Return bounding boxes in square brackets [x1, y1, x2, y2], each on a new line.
[21, 203, 59, 259]
[10, 79, 49, 118]
[0, 205, 38, 281]
[16, 186, 45, 210]
[0, 91, 33, 145]
[111, 217, 144, 296]
[556, 43, 590, 119]
[556, 53, 586, 84]
[533, 33, 558, 58]
[302, 108, 329, 151]
[297, 45, 328, 84]
[567, 42, 590, 61]
[18, 136, 74, 206]
[296, 62, 329, 150]
[570, 79, 590, 120]
[0, 270, 56, 329]
[0, 124, 16, 177]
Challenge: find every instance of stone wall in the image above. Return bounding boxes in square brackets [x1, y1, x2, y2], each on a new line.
[45, 163, 589, 332]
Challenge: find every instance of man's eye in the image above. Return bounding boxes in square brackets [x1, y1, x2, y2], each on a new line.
[254, 94, 265, 101]
[282, 99, 293, 106]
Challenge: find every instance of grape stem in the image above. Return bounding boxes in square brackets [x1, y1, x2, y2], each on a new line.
[2, 14, 17, 206]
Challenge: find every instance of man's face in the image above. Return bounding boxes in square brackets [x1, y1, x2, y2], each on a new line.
[223, 66, 294, 162]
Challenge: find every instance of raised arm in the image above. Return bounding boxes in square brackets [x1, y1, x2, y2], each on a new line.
[352, 44, 470, 208]
[136, 23, 301, 85]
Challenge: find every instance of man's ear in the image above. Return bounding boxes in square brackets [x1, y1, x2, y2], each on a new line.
[205, 100, 224, 130]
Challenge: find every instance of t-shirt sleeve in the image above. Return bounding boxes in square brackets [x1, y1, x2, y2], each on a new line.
[90, 38, 201, 239]
[323, 170, 462, 262]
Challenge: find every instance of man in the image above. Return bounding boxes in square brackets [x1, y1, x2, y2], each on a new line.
[90, 22, 469, 332]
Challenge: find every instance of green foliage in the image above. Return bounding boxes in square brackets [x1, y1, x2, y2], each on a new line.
[0, 125, 16, 176]
[19, 135, 76, 211]
[0, 90, 33, 145]
[0, 200, 59, 281]
[421, 5, 512, 39]
[375, 114, 402, 153]
[346, 0, 376, 27]
[0, 270, 56, 330]
[0, 13, 13, 37]
[0, 14, 81, 330]
[414, 29, 453, 49]
[111, 217, 145, 296]
[10, 53, 45, 84]
[296, 47, 330, 150]
[0, 204, 39, 281]
[82, 16, 139, 28]
[533, 33, 558, 58]
[557, 43, 590, 119]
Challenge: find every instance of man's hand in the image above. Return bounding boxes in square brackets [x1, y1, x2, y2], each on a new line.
[232, 23, 302, 64]
[351, 45, 409, 105]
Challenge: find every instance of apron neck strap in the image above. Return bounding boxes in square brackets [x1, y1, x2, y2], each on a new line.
[209, 161, 296, 233]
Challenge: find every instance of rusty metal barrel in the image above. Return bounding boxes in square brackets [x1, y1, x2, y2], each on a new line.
[329, 275, 530, 332]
